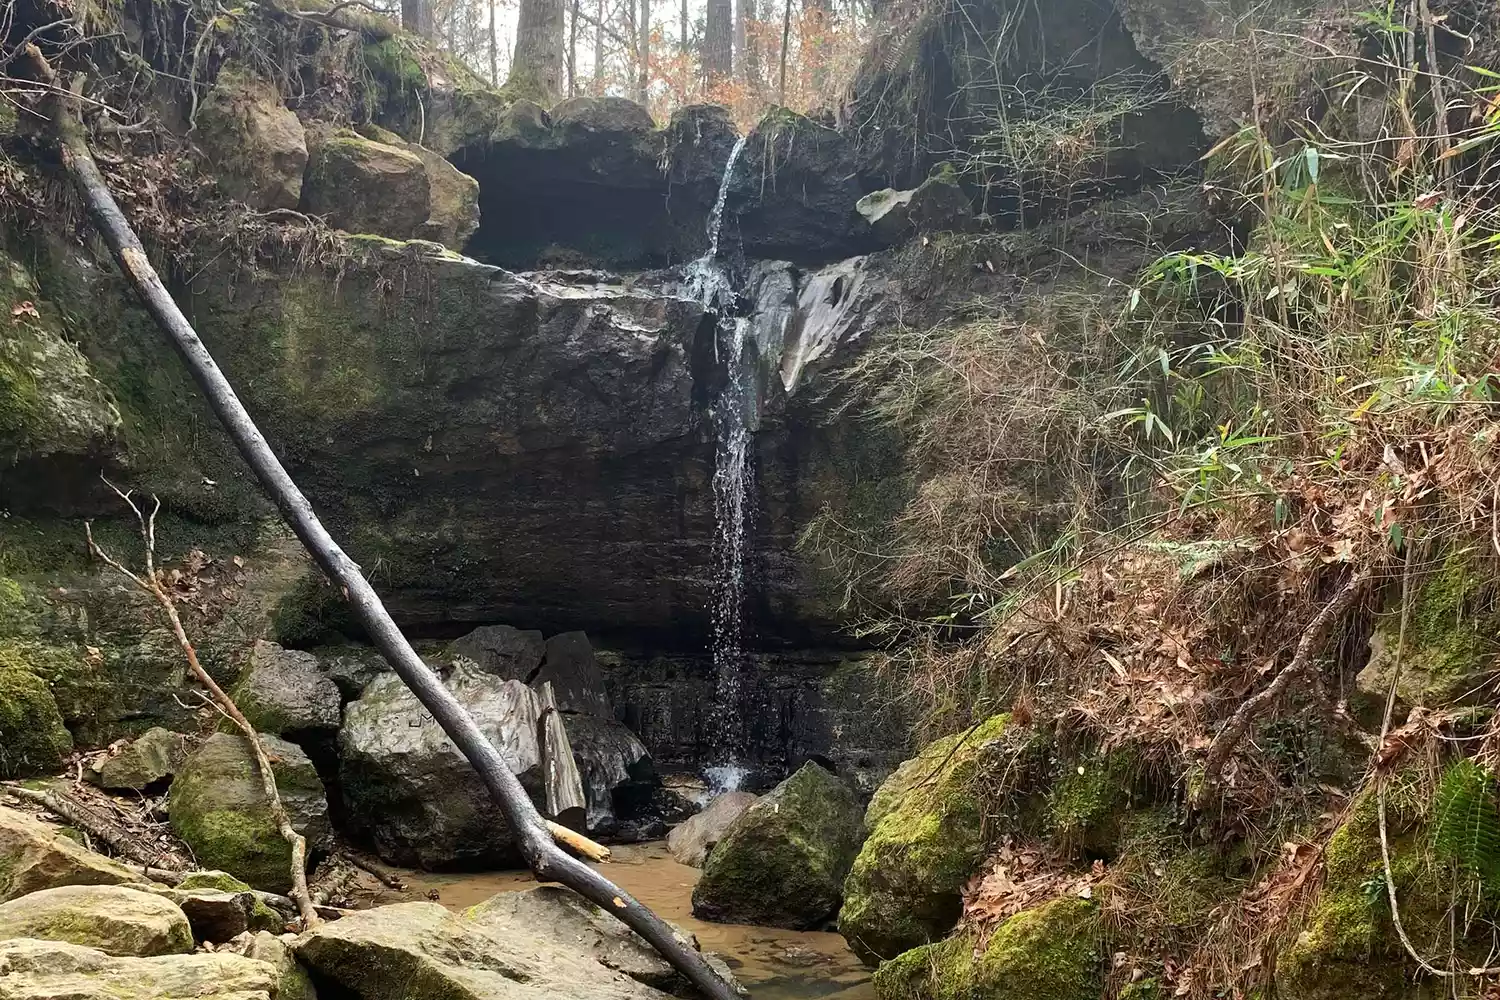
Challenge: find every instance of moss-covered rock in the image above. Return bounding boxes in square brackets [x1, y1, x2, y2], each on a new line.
[303, 132, 431, 241]
[0, 936, 280, 998]
[1358, 549, 1500, 708]
[871, 898, 1102, 1000]
[194, 65, 308, 211]
[0, 804, 138, 901]
[840, 714, 1024, 965]
[352, 124, 480, 249]
[0, 884, 194, 957]
[1046, 750, 1134, 856]
[169, 732, 330, 894]
[86, 727, 186, 791]
[0, 666, 71, 778]
[691, 763, 864, 929]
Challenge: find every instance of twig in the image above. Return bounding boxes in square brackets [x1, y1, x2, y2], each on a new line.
[83, 478, 320, 930]
[343, 851, 408, 890]
[1196, 566, 1373, 801]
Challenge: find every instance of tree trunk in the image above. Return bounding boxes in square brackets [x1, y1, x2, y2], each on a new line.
[489, 0, 499, 85]
[803, 0, 831, 92]
[778, 0, 791, 104]
[636, 0, 650, 107]
[401, 0, 434, 38]
[593, 0, 605, 93]
[509, 0, 566, 103]
[568, 0, 579, 96]
[704, 0, 732, 88]
[24, 47, 740, 1000]
[680, 0, 688, 53]
[740, 0, 761, 91]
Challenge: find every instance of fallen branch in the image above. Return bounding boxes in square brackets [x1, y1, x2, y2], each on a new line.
[1196, 566, 1372, 803]
[22, 44, 737, 1000]
[343, 851, 408, 891]
[546, 820, 611, 863]
[2, 783, 180, 869]
[81, 487, 320, 931]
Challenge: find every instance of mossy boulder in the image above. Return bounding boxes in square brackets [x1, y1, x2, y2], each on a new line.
[195, 65, 309, 211]
[230, 640, 342, 737]
[0, 805, 138, 901]
[0, 936, 280, 998]
[0, 884, 194, 957]
[0, 666, 71, 778]
[1358, 549, 1500, 709]
[691, 763, 863, 929]
[352, 124, 480, 249]
[85, 727, 186, 791]
[169, 732, 331, 894]
[840, 714, 1021, 965]
[871, 898, 1102, 1000]
[303, 132, 431, 241]
[856, 170, 974, 246]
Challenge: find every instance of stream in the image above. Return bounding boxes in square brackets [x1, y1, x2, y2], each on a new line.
[399, 842, 876, 1000]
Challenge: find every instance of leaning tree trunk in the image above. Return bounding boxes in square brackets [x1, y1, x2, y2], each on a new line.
[509, 0, 566, 103]
[23, 47, 740, 1000]
[704, 0, 732, 88]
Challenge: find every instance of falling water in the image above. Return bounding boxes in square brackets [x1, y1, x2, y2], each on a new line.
[689, 136, 755, 795]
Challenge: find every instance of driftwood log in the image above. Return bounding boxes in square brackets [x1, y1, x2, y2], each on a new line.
[23, 46, 739, 1000]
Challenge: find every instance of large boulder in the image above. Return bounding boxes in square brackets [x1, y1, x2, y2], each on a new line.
[86, 727, 187, 792]
[0, 936, 279, 999]
[450, 625, 545, 679]
[0, 667, 71, 779]
[691, 762, 863, 929]
[227, 930, 319, 1000]
[353, 123, 481, 249]
[0, 805, 137, 902]
[292, 900, 670, 999]
[169, 731, 332, 894]
[136, 883, 284, 943]
[667, 791, 757, 868]
[537, 631, 612, 718]
[195, 65, 309, 211]
[231, 640, 342, 737]
[0, 884, 194, 957]
[303, 132, 431, 240]
[564, 713, 657, 833]
[839, 713, 1017, 965]
[339, 662, 546, 868]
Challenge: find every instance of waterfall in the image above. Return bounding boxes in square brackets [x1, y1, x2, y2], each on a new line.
[689, 135, 756, 795]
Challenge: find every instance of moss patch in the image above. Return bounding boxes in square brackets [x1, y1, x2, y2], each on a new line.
[0, 667, 71, 778]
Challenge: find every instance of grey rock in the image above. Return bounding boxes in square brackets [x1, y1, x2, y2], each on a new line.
[303, 132, 430, 240]
[293, 900, 670, 999]
[563, 714, 657, 833]
[451, 625, 546, 680]
[0, 805, 138, 902]
[0, 884, 194, 957]
[195, 64, 308, 211]
[169, 732, 332, 894]
[339, 663, 546, 868]
[0, 937, 279, 999]
[233, 640, 342, 736]
[691, 763, 864, 929]
[134, 885, 281, 943]
[857, 170, 973, 245]
[537, 631, 611, 718]
[226, 930, 319, 1000]
[667, 791, 758, 868]
[87, 727, 187, 791]
[312, 646, 390, 702]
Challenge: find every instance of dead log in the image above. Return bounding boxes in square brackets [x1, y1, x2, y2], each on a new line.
[538, 681, 587, 826]
[22, 45, 739, 1000]
[2, 784, 185, 871]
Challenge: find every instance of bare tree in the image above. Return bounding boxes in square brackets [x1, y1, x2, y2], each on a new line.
[593, 0, 605, 92]
[509, 0, 566, 102]
[636, 0, 650, 106]
[680, 0, 688, 53]
[488, 0, 499, 84]
[777, 0, 791, 103]
[568, 0, 579, 95]
[704, 0, 731, 86]
[738, 0, 760, 89]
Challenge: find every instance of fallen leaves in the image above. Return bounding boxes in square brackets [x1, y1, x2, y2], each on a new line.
[961, 839, 1106, 946]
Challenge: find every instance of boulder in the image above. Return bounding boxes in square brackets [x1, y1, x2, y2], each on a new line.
[0, 936, 279, 999]
[293, 900, 670, 999]
[450, 625, 546, 680]
[339, 662, 546, 868]
[0, 667, 71, 779]
[667, 791, 757, 868]
[134, 884, 283, 943]
[176, 870, 286, 936]
[86, 727, 187, 791]
[871, 898, 1101, 1000]
[0, 805, 137, 902]
[303, 132, 431, 240]
[691, 762, 863, 930]
[856, 168, 973, 245]
[169, 732, 332, 894]
[839, 713, 1015, 965]
[353, 124, 480, 249]
[227, 930, 319, 1000]
[0, 884, 194, 957]
[537, 631, 612, 718]
[195, 65, 308, 211]
[564, 713, 657, 833]
[311, 646, 389, 702]
[232, 640, 342, 737]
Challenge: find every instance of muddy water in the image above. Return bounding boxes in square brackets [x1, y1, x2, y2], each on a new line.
[401, 841, 876, 1000]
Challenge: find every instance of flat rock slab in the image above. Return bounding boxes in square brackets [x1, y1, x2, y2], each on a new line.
[0, 936, 278, 1000]
[0, 884, 194, 957]
[0, 805, 137, 902]
[667, 791, 758, 868]
[294, 900, 670, 999]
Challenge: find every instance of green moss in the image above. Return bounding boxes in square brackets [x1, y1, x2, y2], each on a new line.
[872, 899, 1102, 1000]
[0, 666, 72, 778]
[1118, 978, 1162, 1000]
[271, 573, 363, 647]
[176, 870, 284, 930]
[841, 714, 1036, 964]
[1047, 750, 1133, 855]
